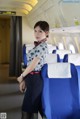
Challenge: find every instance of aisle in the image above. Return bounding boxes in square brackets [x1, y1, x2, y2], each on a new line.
[0, 64, 42, 119]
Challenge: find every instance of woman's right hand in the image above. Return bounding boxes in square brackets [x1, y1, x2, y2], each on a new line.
[19, 80, 27, 93]
[17, 75, 23, 83]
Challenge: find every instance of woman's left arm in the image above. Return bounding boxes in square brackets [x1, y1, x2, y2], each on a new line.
[17, 57, 40, 83]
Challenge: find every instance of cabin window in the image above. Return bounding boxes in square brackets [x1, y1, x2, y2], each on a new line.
[58, 43, 64, 50]
[69, 44, 75, 53]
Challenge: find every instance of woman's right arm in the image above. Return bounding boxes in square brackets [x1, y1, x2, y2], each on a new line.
[17, 57, 40, 92]
[17, 57, 40, 83]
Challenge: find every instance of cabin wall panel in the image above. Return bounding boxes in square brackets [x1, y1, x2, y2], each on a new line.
[22, 16, 35, 44]
[0, 19, 10, 64]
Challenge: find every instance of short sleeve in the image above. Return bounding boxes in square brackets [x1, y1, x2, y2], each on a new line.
[35, 43, 47, 60]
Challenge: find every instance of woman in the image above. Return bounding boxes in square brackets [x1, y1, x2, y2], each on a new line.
[17, 21, 49, 119]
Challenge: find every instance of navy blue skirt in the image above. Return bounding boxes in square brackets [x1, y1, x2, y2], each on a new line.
[22, 73, 43, 113]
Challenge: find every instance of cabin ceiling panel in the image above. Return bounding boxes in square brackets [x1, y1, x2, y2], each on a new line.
[38, 0, 54, 12]
[45, 6, 62, 28]
[27, 9, 43, 20]
[27, 0, 54, 19]
[0, 0, 79, 27]
[0, 0, 38, 16]
[27, 0, 80, 28]
[27, 0, 58, 28]
[29, 0, 47, 12]
[27, 4, 62, 28]
[59, 3, 80, 26]
[27, 13, 50, 28]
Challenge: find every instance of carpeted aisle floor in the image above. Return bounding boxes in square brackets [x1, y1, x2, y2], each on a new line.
[0, 83, 24, 119]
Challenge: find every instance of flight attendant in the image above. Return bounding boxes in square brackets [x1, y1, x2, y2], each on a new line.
[17, 21, 49, 119]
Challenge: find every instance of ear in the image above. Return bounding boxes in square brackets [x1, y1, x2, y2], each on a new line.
[45, 31, 49, 37]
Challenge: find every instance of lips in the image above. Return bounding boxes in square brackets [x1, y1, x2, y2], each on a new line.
[36, 37, 39, 39]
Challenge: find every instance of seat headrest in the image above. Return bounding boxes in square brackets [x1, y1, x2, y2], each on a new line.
[47, 45, 56, 53]
[45, 54, 57, 63]
[48, 63, 71, 78]
[68, 54, 80, 66]
[56, 50, 71, 59]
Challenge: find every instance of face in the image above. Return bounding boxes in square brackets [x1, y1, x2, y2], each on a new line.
[34, 26, 48, 41]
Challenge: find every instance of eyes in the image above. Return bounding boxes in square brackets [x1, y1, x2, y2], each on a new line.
[34, 30, 43, 33]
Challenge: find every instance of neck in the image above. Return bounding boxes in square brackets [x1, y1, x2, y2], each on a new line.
[39, 38, 47, 42]
[34, 38, 47, 47]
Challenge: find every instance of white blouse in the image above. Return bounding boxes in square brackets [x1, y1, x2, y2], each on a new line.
[27, 41, 48, 71]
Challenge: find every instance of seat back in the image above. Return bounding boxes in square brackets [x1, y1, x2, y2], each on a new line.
[63, 53, 80, 104]
[23, 44, 27, 67]
[63, 54, 80, 66]
[41, 63, 79, 119]
[22, 44, 34, 68]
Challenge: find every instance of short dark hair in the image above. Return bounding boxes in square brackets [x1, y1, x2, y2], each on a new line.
[34, 21, 49, 32]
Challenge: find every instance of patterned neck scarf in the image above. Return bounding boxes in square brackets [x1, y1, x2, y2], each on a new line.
[34, 38, 47, 47]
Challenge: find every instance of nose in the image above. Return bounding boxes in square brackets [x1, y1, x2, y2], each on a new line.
[35, 32, 40, 36]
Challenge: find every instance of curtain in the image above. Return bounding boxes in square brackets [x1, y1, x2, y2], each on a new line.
[9, 16, 22, 77]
